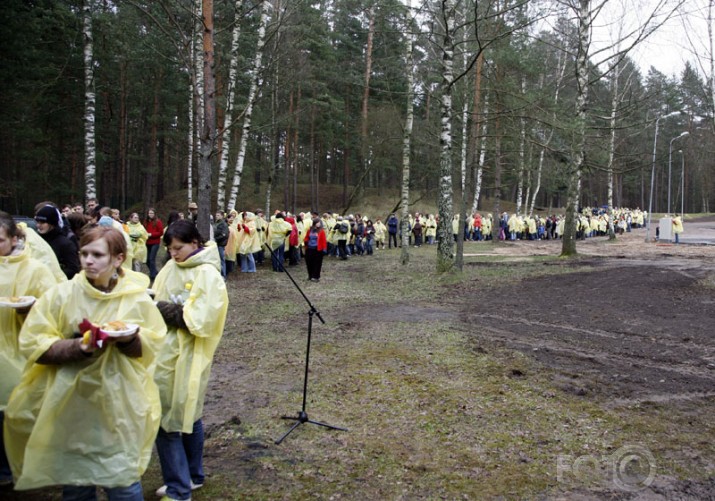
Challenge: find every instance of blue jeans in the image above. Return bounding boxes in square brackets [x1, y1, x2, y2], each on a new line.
[146, 243, 160, 279]
[217, 245, 226, 278]
[271, 245, 285, 271]
[0, 412, 11, 482]
[155, 420, 205, 501]
[62, 482, 143, 501]
[240, 253, 256, 272]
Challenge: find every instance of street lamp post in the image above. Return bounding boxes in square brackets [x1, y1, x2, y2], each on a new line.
[646, 111, 680, 242]
[678, 150, 685, 218]
[668, 131, 689, 215]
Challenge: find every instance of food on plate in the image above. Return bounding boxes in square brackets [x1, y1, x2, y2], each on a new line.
[101, 320, 128, 332]
[0, 296, 23, 303]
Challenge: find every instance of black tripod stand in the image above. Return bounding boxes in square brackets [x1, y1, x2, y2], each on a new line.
[263, 242, 347, 445]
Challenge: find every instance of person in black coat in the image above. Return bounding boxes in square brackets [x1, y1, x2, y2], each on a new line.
[34, 205, 81, 279]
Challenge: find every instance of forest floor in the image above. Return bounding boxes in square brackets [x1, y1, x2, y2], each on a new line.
[6, 216, 715, 500]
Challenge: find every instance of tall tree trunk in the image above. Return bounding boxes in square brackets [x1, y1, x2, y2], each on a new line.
[284, 90, 293, 209]
[197, 0, 215, 240]
[400, 0, 415, 266]
[436, 0, 455, 272]
[455, 4, 469, 272]
[469, 53, 485, 214]
[491, 64, 503, 242]
[119, 60, 128, 210]
[356, 5, 375, 205]
[83, 0, 97, 201]
[515, 77, 526, 216]
[606, 61, 620, 240]
[227, 0, 270, 210]
[472, 96, 488, 214]
[216, 0, 244, 210]
[292, 89, 300, 214]
[561, 0, 591, 257]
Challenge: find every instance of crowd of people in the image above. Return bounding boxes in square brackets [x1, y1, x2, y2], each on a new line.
[1, 197, 685, 500]
[0, 200, 228, 501]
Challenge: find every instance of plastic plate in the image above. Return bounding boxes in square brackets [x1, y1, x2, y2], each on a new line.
[99, 323, 139, 337]
[0, 296, 36, 309]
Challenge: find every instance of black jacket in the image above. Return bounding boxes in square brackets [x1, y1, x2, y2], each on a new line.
[41, 226, 81, 279]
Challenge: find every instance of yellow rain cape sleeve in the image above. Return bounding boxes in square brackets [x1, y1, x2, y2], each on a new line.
[152, 241, 228, 433]
[0, 247, 62, 411]
[3, 270, 165, 490]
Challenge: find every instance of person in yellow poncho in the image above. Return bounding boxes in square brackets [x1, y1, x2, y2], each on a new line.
[0, 212, 63, 486]
[238, 211, 261, 273]
[266, 212, 293, 271]
[224, 210, 240, 276]
[671, 215, 684, 244]
[127, 212, 149, 272]
[4, 226, 165, 499]
[152, 220, 228, 501]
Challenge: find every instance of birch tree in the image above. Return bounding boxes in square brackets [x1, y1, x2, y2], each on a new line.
[435, 0, 457, 272]
[558, 0, 686, 256]
[400, 0, 415, 266]
[226, 0, 270, 211]
[83, 0, 97, 201]
[216, 0, 244, 210]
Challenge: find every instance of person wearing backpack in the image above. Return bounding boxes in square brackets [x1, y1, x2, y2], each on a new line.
[387, 214, 398, 249]
[335, 216, 349, 260]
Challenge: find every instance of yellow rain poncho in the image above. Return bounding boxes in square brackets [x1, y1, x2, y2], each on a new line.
[1, 243, 61, 411]
[238, 213, 262, 255]
[4, 269, 165, 490]
[17, 223, 66, 283]
[127, 221, 149, 263]
[152, 242, 228, 433]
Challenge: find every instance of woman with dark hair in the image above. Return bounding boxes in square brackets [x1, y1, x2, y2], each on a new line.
[303, 217, 327, 282]
[4, 226, 165, 500]
[152, 220, 228, 500]
[143, 208, 164, 281]
[34, 205, 81, 279]
[0, 212, 61, 486]
[165, 210, 181, 230]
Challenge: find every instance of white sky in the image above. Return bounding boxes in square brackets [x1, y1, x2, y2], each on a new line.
[591, 0, 712, 78]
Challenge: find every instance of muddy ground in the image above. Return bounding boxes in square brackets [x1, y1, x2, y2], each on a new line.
[5, 218, 715, 500]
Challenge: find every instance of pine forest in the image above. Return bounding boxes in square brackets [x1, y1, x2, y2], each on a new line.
[1, 0, 714, 238]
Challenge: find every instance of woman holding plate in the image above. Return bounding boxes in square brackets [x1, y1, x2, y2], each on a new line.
[0, 211, 62, 486]
[4, 226, 166, 500]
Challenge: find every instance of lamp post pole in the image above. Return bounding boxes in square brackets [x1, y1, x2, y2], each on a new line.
[646, 111, 680, 242]
[668, 131, 689, 215]
[679, 150, 685, 217]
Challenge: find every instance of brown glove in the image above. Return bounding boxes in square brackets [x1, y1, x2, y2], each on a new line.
[156, 301, 188, 330]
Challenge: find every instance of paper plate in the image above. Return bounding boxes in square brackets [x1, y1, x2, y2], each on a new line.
[0, 296, 36, 309]
[99, 323, 139, 337]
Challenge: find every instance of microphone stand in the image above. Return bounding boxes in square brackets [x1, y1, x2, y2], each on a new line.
[263, 242, 348, 445]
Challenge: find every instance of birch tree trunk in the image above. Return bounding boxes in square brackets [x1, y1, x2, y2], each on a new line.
[400, 0, 415, 266]
[606, 60, 620, 240]
[515, 77, 526, 216]
[83, 0, 97, 201]
[561, 0, 591, 257]
[216, 0, 244, 210]
[436, 0, 456, 272]
[471, 95, 488, 214]
[227, 0, 270, 211]
[197, 0, 215, 240]
[455, 4, 469, 272]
